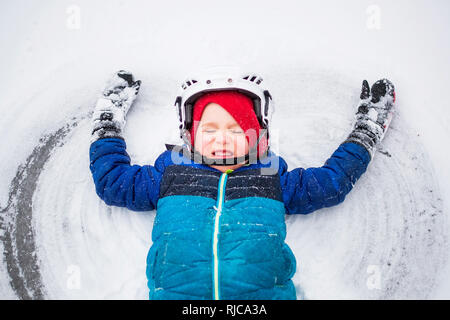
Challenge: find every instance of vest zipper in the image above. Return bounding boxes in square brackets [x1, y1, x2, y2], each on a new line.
[213, 169, 233, 300]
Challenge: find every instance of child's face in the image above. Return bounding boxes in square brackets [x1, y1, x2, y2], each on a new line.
[194, 103, 249, 161]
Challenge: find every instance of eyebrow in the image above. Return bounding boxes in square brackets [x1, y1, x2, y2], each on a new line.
[200, 122, 219, 128]
[200, 122, 241, 128]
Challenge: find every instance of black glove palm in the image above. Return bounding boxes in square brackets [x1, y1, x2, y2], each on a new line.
[345, 79, 395, 158]
[91, 70, 141, 143]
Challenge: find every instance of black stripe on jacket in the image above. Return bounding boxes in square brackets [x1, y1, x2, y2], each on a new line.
[159, 165, 283, 202]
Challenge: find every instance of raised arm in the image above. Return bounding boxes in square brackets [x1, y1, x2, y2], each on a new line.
[89, 138, 165, 211]
[280, 79, 396, 215]
[89, 70, 163, 211]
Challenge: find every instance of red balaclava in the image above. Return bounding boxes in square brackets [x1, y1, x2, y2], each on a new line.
[190, 90, 268, 157]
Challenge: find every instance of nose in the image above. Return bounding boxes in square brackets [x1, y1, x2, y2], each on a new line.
[213, 129, 231, 145]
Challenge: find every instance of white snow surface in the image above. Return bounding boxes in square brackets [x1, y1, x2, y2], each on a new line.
[1, 0, 450, 299]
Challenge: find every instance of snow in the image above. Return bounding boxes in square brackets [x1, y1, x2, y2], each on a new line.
[1, 0, 450, 299]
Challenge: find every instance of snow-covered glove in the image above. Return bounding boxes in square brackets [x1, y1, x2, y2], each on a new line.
[91, 70, 141, 143]
[344, 79, 396, 158]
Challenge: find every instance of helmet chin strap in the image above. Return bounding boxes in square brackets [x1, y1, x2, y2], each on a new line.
[187, 129, 269, 166]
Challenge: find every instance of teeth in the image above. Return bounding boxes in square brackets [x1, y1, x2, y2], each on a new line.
[214, 151, 232, 156]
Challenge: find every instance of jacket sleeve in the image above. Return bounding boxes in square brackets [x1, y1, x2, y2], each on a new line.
[89, 138, 166, 211]
[279, 142, 371, 215]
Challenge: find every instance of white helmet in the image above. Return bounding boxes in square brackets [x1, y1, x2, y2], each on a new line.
[174, 66, 274, 151]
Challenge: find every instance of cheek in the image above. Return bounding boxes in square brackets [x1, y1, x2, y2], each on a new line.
[233, 136, 249, 154]
[195, 132, 214, 152]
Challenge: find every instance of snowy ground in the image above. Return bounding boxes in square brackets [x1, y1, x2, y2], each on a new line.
[1, 0, 449, 299]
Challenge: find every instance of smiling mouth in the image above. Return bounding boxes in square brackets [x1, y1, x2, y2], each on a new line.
[211, 150, 234, 158]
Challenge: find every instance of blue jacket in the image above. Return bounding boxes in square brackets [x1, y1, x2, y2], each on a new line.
[89, 138, 370, 299]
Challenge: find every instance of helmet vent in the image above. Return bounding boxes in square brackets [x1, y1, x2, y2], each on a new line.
[181, 79, 198, 90]
[243, 74, 263, 84]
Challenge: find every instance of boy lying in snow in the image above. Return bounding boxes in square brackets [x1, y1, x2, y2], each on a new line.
[89, 69, 395, 300]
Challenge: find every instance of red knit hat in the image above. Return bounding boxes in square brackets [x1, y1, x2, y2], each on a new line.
[190, 90, 268, 157]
